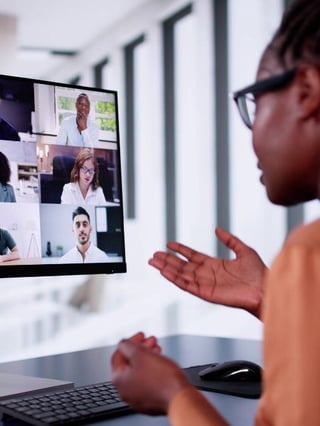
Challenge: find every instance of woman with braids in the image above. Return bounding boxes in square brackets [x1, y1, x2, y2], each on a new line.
[110, 0, 320, 424]
[61, 148, 106, 205]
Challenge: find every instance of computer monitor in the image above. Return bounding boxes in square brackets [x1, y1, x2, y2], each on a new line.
[0, 74, 126, 278]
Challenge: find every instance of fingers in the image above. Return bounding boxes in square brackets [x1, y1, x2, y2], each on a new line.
[130, 333, 161, 353]
[148, 252, 185, 280]
[128, 332, 146, 343]
[148, 251, 185, 271]
[117, 339, 139, 360]
[149, 242, 205, 266]
[142, 336, 162, 353]
[111, 340, 142, 376]
[150, 230, 251, 271]
[149, 248, 209, 284]
[149, 255, 192, 286]
[149, 242, 207, 272]
[167, 241, 207, 263]
[115, 333, 161, 361]
[112, 339, 160, 378]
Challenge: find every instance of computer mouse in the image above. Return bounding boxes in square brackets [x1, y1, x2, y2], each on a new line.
[198, 360, 262, 382]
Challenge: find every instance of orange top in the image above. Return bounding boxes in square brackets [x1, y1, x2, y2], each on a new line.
[168, 219, 320, 426]
[256, 218, 320, 425]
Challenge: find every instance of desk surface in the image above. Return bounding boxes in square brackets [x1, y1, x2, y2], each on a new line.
[0, 335, 262, 425]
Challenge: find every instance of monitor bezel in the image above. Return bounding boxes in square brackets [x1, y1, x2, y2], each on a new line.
[0, 74, 127, 278]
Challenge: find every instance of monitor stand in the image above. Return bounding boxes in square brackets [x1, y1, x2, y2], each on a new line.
[0, 373, 74, 400]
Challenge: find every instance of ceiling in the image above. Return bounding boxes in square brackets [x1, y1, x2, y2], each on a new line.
[0, 0, 150, 77]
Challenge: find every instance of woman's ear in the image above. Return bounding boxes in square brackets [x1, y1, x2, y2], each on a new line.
[296, 65, 320, 121]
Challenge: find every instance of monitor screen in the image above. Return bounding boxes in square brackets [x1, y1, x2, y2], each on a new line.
[0, 74, 126, 278]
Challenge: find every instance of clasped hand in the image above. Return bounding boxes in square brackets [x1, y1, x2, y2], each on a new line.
[111, 332, 191, 415]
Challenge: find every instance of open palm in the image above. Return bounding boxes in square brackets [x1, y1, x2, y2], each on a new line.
[148, 227, 266, 319]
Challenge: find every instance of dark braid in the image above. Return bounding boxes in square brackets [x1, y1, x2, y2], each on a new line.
[271, 0, 320, 67]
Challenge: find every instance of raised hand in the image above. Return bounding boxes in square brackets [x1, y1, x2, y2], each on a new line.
[76, 112, 88, 131]
[148, 227, 267, 319]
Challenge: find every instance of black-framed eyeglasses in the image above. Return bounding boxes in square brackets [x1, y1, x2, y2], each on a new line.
[232, 69, 297, 130]
[80, 166, 95, 176]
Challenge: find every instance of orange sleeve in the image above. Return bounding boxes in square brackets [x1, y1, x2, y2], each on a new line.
[256, 229, 320, 425]
[168, 386, 229, 426]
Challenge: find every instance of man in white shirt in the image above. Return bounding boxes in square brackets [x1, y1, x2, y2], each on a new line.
[59, 206, 109, 263]
[55, 93, 99, 147]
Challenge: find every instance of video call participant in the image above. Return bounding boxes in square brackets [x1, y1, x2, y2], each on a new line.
[0, 228, 20, 263]
[0, 152, 16, 202]
[61, 148, 106, 205]
[59, 206, 109, 264]
[56, 93, 99, 147]
[0, 90, 20, 141]
[111, 0, 320, 424]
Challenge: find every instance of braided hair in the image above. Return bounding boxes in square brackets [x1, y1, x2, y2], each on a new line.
[268, 0, 320, 68]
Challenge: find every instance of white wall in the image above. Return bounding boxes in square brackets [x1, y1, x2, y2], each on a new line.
[229, 0, 285, 266]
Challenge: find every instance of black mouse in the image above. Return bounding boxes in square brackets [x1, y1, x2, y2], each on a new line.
[198, 360, 262, 382]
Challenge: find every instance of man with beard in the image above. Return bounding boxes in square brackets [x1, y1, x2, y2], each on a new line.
[59, 206, 108, 263]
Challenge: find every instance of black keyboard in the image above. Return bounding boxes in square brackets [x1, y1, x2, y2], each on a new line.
[0, 381, 132, 425]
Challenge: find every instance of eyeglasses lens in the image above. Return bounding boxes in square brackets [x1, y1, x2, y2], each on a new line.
[81, 167, 94, 176]
[237, 94, 255, 130]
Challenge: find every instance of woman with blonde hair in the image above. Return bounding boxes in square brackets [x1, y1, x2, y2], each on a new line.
[61, 148, 106, 205]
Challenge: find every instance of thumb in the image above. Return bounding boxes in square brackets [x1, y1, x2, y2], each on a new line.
[215, 227, 250, 257]
[118, 339, 141, 361]
[111, 340, 140, 376]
